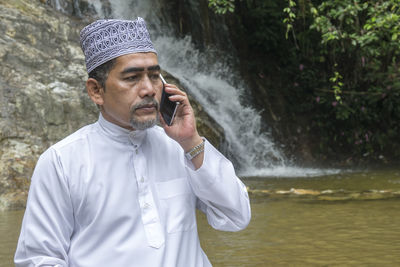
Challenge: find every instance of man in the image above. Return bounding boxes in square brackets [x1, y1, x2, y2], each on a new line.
[15, 18, 251, 267]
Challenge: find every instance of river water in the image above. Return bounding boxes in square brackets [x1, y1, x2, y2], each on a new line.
[1, 170, 399, 266]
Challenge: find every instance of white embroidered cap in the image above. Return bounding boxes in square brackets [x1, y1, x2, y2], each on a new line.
[80, 17, 157, 73]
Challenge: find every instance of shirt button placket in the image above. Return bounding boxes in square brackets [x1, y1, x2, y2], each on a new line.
[132, 144, 165, 248]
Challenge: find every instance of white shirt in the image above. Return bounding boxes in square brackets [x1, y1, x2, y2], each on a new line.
[15, 114, 251, 267]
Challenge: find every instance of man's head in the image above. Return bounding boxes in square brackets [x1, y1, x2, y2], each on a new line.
[80, 18, 162, 130]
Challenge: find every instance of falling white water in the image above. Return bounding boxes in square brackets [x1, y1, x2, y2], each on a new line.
[90, 0, 103, 16]
[153, 36, 287, 174]
[87, 0, 341, 177]
[50, 0, 65, 13]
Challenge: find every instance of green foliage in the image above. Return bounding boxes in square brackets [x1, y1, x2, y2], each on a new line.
[329, 64, 343, 103]
[283, 0, 297, 39]
[210, 0, 400, 163]
[208, 0, 235, 14]
[285, 0, 400, 160]
[230, 0, 294, 70]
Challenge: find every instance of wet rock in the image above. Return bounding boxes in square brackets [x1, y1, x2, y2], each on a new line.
[247, 187, 400, 201]
[289, 188, 320, 195]
[0, 191, 28, 211]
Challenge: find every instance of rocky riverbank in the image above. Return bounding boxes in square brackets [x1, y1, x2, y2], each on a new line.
[247, 187, 400, 201]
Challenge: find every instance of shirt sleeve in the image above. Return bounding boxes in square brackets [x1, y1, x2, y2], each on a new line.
[14, 148, 73, 267]
[184, 140, 251, 231]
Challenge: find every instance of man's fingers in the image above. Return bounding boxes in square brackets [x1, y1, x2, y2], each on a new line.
[164, 85, 188, 104]
[164, 85, 185, 96]
[168, 94, 187, 103]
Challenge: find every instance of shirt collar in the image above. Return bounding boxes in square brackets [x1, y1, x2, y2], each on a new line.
[97, 113, 147, 147]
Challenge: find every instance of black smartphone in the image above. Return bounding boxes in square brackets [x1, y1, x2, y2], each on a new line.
[159, 74, 178, 126]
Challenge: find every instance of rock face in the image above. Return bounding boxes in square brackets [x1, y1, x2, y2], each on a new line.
[0, 0, 224, 211]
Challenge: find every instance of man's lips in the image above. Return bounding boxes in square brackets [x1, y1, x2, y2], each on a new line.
[131, 98, 160, 115]
[135, 104, 157, 112]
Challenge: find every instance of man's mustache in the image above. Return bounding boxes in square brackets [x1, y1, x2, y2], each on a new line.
[131, 98, 159, 113]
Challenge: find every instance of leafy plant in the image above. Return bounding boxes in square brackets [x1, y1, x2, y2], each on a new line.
[209, 0, 400, 163]
[208, 0, 235, 14]
[285, 0, 400, 161]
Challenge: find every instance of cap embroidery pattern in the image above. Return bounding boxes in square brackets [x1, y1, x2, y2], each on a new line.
[80, 17, 157, 73]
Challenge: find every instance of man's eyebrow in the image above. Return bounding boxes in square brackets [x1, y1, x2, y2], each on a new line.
[148, 65, 161, 71]
[121, 65, 161, 74]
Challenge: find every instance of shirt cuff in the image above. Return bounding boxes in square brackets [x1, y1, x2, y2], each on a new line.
[184, 139, 224, 189]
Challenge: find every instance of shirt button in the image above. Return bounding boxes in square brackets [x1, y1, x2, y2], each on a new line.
[143, 203, 150, 209]
[140, 177, 145, 183]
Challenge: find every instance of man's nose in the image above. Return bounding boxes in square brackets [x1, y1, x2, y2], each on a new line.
[139, 75, 156, 97]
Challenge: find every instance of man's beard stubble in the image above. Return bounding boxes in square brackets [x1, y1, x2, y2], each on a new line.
[130, 97, 160, 130]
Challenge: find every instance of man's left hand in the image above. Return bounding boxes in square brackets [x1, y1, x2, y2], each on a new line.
[159, 83, 204, 167]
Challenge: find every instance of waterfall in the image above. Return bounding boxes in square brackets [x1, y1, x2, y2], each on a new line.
[48, 0, 82, 16]
[50, 0, 64, 12]
[153, 36, 288, 175]
[63, 0, 341, 177]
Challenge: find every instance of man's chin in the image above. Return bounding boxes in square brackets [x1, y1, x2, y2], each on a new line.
[130, 114, 159, 130]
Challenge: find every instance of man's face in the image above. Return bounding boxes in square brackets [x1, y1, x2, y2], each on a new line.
[99, 52, 162, 130]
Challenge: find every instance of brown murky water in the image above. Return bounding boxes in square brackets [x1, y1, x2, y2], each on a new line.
[1, 170, 400, 266]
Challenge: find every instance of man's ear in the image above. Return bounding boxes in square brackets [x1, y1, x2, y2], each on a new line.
[86, 78, 104, 106]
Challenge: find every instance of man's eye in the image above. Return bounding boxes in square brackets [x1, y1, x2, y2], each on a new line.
[125, 76, 138, 81]
[150, 74, 160, 80]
